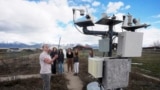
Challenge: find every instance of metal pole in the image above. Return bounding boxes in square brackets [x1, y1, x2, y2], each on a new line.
[108, 24, 113, 57]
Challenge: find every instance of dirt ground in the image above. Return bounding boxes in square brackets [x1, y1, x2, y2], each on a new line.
[64, 63, 83, 90]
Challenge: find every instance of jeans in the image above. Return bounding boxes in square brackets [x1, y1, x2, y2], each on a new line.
[41, 74, 51, 90]
[58, 62, 64, 74]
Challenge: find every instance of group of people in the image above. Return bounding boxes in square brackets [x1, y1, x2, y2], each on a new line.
[66, 48, 79, 75]
[50, 47, 79, 75]
[50, 47, 64, 74]
[39, 44, 80, 90]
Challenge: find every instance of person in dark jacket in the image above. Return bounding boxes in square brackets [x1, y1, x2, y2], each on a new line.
[66, 48, 73, 73]
[57, 49, 64, 74]
[50, 47, 58, 74]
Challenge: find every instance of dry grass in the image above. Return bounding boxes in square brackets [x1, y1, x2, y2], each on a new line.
[0, 51, 68, 90]
[0, 75, 68, 90]
[124, 72, 160, 90]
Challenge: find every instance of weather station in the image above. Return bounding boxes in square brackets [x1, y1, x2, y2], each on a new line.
[72, 8, 150, 90]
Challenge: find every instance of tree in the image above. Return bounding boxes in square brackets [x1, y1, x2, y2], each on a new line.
[153, 40, 160, 47]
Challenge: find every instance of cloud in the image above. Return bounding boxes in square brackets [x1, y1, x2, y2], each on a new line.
[139, 28, 160, 47]
[124, 5, 131, 10]
[0, 0, 74, 44]
[0, 0, 56, 33]
[0, 31, 31, 44]
[152, 14, 160, 18]
[92, 1, 101, 7]
[153, 21, 160, 24]
[0, 0, 102, 45]
[0, 0, 160, 47]
[82, 0, 93, 3]
[106, 1, 124, 14]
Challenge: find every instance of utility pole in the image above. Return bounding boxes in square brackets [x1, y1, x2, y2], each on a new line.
[58, 36, 61, 49]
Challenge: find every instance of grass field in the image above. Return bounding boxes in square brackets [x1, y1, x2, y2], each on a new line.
[0, 50, 68, 90]
[0, 51, 40, 76]
[0, 75, 68, 90]
[0, 49, 159, 90]
[132, 50, 160, 78]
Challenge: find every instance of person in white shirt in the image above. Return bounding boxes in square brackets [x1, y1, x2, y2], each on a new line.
[39, 44, 58, 90]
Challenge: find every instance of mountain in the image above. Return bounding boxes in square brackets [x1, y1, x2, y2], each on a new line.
[0, 42, 41, 48]
[0, 42, 99, 49]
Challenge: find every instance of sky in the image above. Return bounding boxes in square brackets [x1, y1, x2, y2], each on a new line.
[0, 0, 160, 47]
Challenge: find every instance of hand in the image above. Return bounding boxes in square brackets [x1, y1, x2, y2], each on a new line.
[54, 54, 58, 59]
[52, 54, 58, 62]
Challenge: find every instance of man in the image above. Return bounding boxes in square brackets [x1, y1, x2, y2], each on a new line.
[39, 44, 58, 90]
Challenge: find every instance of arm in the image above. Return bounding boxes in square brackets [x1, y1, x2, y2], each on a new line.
[44, 54, 58, 64]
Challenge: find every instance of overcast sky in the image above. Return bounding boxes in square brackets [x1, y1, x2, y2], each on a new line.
[0, 0, 160, 47]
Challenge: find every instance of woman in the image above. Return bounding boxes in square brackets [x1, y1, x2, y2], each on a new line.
[50, 47, 58, 74]
[58, 49, 64, 74]
[73, 48, 79, 76]
[66, 48, 73, 73]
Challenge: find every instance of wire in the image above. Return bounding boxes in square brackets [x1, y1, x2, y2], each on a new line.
[73, 12, 84, 34]
[97, 78, 104, 90]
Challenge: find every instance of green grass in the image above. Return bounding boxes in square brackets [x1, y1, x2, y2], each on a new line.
[132, 51, 160, 78]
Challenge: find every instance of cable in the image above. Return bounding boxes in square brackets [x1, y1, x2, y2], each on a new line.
[73, 11, 84, 34]
[97, 78, 104, 90]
